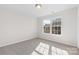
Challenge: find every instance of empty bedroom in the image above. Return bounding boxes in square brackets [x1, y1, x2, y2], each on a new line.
[0, 4, 79, 55]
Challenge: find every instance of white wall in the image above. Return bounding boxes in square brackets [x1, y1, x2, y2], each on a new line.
[77, 7, 79, 48]
[0, 6, 77, 47]
[38, 7, 77, 47]
[0, 7, 37, 47]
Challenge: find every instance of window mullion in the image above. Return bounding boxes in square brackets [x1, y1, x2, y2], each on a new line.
[50, 20, 52, 34]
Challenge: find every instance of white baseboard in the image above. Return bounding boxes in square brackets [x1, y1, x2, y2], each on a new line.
[38, 37, 77, 47]
[0, 35, 37, 47]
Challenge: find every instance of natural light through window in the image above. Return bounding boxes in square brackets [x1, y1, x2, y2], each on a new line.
[31, 51, 39, 55]
[43, 20, 50, 33]
[31, 42, 69, 55]
[35, 42, 49, 55]
[43, 20, 50, 25]
[42, 18, 61, 34]
[51, 46, 69, 55]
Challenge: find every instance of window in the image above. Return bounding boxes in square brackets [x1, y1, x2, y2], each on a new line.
[43, 18, 61, 35]
[52, 18, 61, 34]
[43, 20, 50, 33]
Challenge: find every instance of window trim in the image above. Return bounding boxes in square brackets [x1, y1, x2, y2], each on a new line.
[42, 17, 61, 35]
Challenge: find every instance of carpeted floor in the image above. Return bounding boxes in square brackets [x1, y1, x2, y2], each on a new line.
[0, 38, 78, 55]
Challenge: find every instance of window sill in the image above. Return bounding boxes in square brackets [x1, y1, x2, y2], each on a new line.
[42, 33, 61, 36]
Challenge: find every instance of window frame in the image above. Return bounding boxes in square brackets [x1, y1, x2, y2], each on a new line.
[42, 17, 61, 35]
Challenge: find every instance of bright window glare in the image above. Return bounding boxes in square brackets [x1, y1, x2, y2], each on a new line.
[43, 20, 50, 25]
[31, 51, 39, 55]
[31, 42, 69, 55]
[35, 42, 49, 55]
[51, 46, 69, 55]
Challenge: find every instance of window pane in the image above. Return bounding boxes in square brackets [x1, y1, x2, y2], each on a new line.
[43, 20, 50, 33]
[52, 18, 61, 35]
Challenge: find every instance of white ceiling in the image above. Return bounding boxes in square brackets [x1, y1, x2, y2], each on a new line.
[0, 4, 78, 18]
